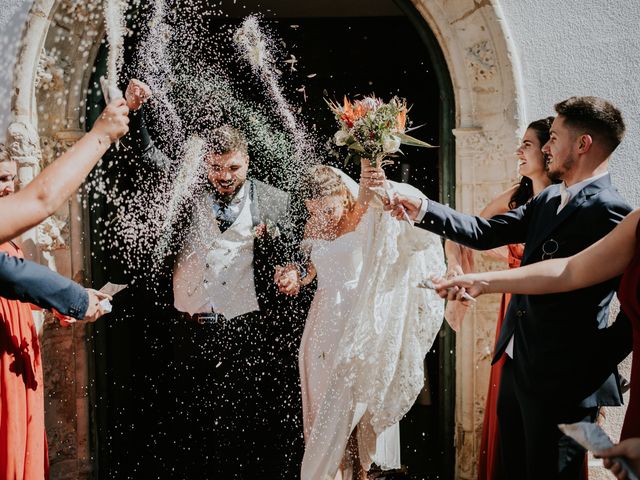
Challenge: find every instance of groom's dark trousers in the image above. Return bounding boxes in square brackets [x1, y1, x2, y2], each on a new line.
[418, 174, 632, 479]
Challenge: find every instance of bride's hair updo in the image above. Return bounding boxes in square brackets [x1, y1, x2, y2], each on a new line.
[301, 165, 356, 212]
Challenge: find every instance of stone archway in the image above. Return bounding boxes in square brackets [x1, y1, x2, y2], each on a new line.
[10, 1, 104, 478]
[10, 1, 524, 478]
[405, 2, 526, 478]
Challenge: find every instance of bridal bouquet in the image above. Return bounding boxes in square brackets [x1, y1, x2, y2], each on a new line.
[326, 96, 435, 167]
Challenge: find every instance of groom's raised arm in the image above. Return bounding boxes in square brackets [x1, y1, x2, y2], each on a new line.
[391, 195, 531, 250]
[124, 79, 172, 170]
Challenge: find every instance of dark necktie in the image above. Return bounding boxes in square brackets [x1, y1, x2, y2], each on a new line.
[216, 204, 233, 233]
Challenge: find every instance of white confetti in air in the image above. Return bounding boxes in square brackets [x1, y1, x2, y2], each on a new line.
[104, 0, 127, 98]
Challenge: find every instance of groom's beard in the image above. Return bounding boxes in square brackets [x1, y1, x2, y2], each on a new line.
[209, 180, 245, 206]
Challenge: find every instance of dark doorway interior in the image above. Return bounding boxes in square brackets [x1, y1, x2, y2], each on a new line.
[84, 1, 455, 478]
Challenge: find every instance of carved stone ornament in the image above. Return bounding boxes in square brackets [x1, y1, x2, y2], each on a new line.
[35, 49, 66, 92]
[0, 143, 9, 163]
[466, 40, 497, 81]
[39, 135, 56, 166]
[6, 121, 41, 167]
[55, 0, 99, 24]
[54, 130, 84, 156]
[454, 128, 486, 153]
[36, 215, 68, 251]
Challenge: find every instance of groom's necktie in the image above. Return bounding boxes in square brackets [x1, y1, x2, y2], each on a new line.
[216, 204, 233, 233]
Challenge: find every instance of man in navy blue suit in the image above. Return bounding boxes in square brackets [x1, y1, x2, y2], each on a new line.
[388, 96, 632, 479]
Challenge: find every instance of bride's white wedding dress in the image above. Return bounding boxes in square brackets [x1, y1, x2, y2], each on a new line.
[299, 188, 445, 480]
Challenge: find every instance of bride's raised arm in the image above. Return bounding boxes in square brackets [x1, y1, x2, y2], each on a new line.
[343, 159, 386, 231]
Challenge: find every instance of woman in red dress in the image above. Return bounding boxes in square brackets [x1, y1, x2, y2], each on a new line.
[0, 155, 50, 479]
[444, 117, 553, 479]
[0, 99, 130, 480]
[0, 240, 49, 479]
[434, 208, 640, 478]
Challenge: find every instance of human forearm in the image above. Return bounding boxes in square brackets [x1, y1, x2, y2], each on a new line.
[356, 160, 384, 204]
[0, 131, 110, 242]
[29, 130, 109, 209]
[423, 200, 526, 250]
[444, 240, 466, 276]
[432, 257, 570, 302]
[478, 258, 570, 295]
[0, 100, 128, 243]
[489, 206, 638, 295]
[0, 254, 89, 318]
[29, 99, 129, 207]
[345, 161, 385, 229]
[435, 210, 638, 300]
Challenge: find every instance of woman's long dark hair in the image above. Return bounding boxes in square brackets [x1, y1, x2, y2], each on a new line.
[509, 116, 555, 209]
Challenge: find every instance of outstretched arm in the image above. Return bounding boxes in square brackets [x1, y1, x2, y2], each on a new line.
[0, 254, 111, 321]
[386, 191, 530, 250]
[443, 185, 516, 273]
[0, 100, 129, 243]
[434, 208, 639, 301]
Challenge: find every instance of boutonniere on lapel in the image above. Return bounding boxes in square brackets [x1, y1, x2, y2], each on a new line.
[253, 220, 281, 242]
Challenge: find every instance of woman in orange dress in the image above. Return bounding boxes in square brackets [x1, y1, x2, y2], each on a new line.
[0, 100, 129, 479]
[0, 241, 49, 479]
[0, 153, 111, 479]
[444, 117, 554, 479]
[0, 155, 50, 479]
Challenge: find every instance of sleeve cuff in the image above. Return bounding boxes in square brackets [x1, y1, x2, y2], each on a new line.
[416, 197, 429, 223]
[68, 288, 89, 320]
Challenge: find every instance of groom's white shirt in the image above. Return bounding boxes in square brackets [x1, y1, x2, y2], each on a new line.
[173, 187, 260, 319]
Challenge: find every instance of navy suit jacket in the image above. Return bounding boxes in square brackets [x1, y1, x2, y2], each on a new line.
[421, 174, 632, 406]
[0, 253, 88, 319]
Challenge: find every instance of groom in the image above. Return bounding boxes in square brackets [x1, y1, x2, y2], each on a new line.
[388, 96, 632, 479]
[126, 80, 308, 478]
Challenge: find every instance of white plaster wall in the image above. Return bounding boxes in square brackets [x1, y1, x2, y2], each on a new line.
[0, 0, 33, 136]
[498, 0, 640, 207]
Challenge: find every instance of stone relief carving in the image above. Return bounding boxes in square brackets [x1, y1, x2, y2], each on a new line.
[36, 131, 81, 253]
[40, 131, 84, 165]
[55, 0, 98, 24]
[6, 120, 41, 167]
[466, 40, 497, 81]
[35, 49, 66, 92]
[39, 135, 56, 166]
[453, 128, 486, 153]
[0, 143, 8, 162]
[37, 215, 68, 251]
[454, 128, 514, 188]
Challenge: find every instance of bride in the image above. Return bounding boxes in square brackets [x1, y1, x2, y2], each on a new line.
[275, 161, 445, 480]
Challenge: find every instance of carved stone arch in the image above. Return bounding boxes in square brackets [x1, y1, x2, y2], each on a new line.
[10, 1, 107, 478]
[12, 0, 105, 265]
[409, 2, 526, 478]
